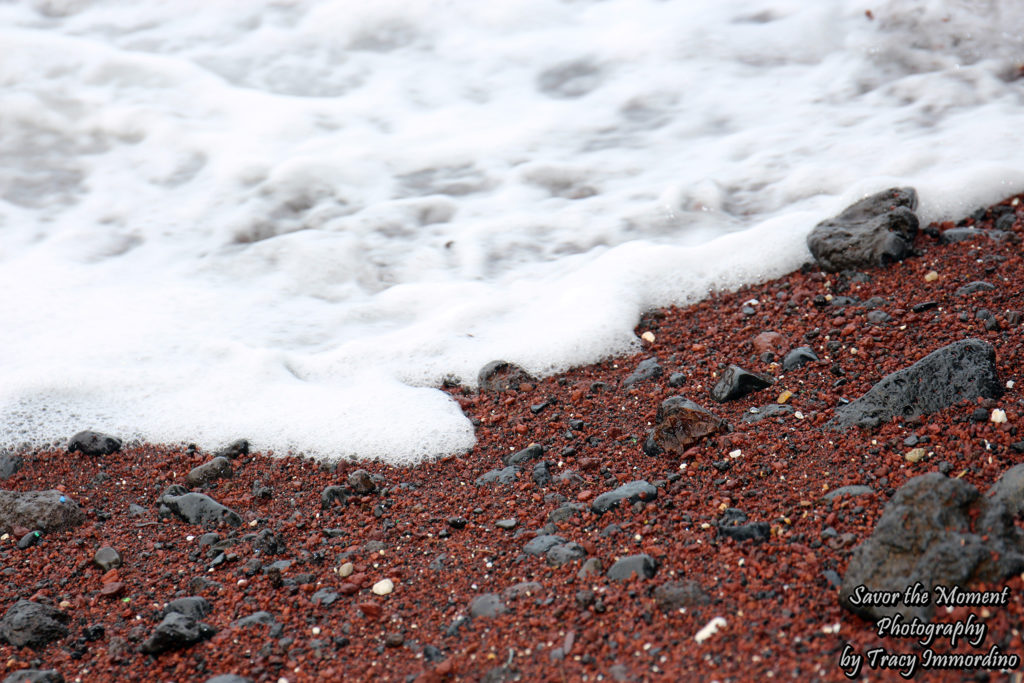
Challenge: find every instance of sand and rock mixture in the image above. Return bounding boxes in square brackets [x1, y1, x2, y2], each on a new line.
[2, 189, 1024, 681]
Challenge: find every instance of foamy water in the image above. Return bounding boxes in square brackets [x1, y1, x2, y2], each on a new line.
[2, 0, 1023, 462]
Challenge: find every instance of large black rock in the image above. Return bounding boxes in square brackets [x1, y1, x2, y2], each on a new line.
[710, 365, 774, 403]
[475, 466, 520, 486]
[162, 597, 212, 621]
[0, 601, 69, 649]
[840, 470, 1024, 622]
[186, 457, 233, 487]
[0, 453, 24, 480]
[139, 612, 216, 655]
[66, 431, 122, 457]
[606, 554, 658, 581]
[159, 492, 242, 528]
[831, 339, 1001, 429]
[591, 481, 657, 514]
[807, 187, 919, 272]
[0, 490, 84, 536]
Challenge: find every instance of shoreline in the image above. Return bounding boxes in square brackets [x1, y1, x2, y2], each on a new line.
[1, 191, 1024, 681]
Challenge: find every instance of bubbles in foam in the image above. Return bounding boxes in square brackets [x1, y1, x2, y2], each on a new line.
[1, 0, 1023, 461]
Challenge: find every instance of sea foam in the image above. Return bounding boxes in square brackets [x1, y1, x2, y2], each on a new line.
[1, 0, 1023, 462]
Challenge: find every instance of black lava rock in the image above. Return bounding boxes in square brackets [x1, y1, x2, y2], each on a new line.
[522, 535, 566, 556]
[782, 346, 818, 371]
[806, 187, 919, 272]
[0, 490, 84, 536]
[718, 522, 770, 543]
[311, 589, 339, 606]
[606, 554, 658, 581]
[93, 546, 122, 571]
[0, 601, 69, 649]
[591, 481, 657, 514]
[213, 439, 249, 459]
[346, 469, 376, 495]
[866, 310, 891, 324]
[66, 431, 121, 457]
[740, 404, 794, 424]
[503, 444, 543, 466]
[830, 339, 1001, 429]
[139, 613, 216, 655]
[475, 466, 520, 486]
[710, 365, 774, 403]
[939, 227, 1013, 244]
[186, 457, 233, 487]
[3, 671, 64, 683]
[159, 492, 242, 528]
[954, 281, 995, 297]
[233, 611, 275, 629]
[17, 531, 41, 550]
[623, 358, 663, 387]
[667, 372, 687, 388]
[531, 461, 552, 486]
[162, 597, 212, 621]
[321, 486, 349, 509]
[250, 529, 286, 555]
[546, 542, 587, 566]
[478, 361, 535, 392]
[0, 454, 24, 480]
[840, 466, 1024, 623]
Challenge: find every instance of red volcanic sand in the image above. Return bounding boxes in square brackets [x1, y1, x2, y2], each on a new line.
[2, 196, 1024, 682]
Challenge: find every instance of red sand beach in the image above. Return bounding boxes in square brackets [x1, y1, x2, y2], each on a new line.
[1, 194, 1023, 682]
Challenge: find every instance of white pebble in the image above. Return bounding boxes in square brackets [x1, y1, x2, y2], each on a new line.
[904, 448, 926, 463]
[1006, 380, 1015, 389]
[372, 578, 394, 595]
[337, 562, 354, 578]
[641, 331, 655, 343]
[312, 626, 321, 636]
[694, 616, 727, 643]
[728, 449, 742, 459]
[991, 408, 1008, 424]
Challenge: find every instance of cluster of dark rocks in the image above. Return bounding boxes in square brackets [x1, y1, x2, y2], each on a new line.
[467, 380, 715, 630]
[472, 187, 1021, 631]
[807, 189, 1022, 621]
[0, 434, 269, 682]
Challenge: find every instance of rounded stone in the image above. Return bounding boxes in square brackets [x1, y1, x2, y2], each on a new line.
[99, 582, 125, 598]
[93, 546, 123, 571]
[371, 578, 394, 596]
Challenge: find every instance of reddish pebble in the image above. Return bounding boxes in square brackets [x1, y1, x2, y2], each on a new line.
[577, 490, 593, 502]
[752, 331, 786, 356]
[357, 602, 382, 619]
[99, 582, 125, 598]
